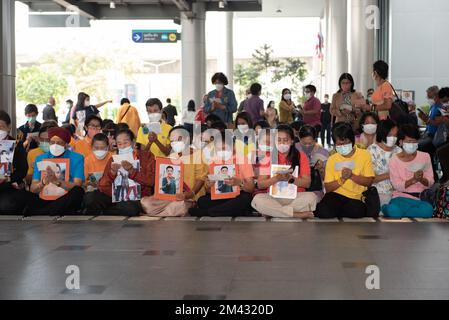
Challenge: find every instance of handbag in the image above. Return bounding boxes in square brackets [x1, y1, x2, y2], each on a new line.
[362, 187, 381, 218]
[389, 84, 411, 126]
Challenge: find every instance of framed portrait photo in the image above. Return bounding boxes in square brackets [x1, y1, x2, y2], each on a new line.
[209, 163, 240, 200]
[154, 157, 184, 200]
[37, 158, 70, 201]
[269, 165, 298, 200]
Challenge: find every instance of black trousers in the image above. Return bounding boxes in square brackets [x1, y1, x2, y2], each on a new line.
[83, 190, 141, 216]
[437, 143, 449, 183]
[320, 122, 332, 146]
[189, 192, 253, 217]
[6, 186, 86, 216]
[0, 185, 27, 214]
[315, 192, 366, 219]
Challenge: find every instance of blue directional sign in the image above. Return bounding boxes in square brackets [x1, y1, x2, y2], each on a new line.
[132, 30, 180, 43]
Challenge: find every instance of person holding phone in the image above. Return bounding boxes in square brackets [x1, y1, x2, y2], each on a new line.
[204, 73, 238, 127]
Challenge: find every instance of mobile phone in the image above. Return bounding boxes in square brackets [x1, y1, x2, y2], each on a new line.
[417, 108, 425, 114]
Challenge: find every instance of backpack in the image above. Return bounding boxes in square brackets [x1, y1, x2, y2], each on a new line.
[434, 182, 449, 219]
[389, 84, 413, 126]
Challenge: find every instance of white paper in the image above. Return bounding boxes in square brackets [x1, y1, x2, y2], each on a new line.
[146, 122, 161, 135]
[269, 165, 298, 200]
[334, 161, 355, 171]
[27, 132, 39, 139]
[310, 153, 328, 166]
[112, 153, 135, 164]
[37, 161, 59, 172]
[409, 163, 429, 173]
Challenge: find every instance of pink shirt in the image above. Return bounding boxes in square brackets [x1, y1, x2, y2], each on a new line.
[303, 96, 322, 126]
[389, 151, 434, 200]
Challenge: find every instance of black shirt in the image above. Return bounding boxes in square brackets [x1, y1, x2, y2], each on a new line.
[17, 121, 42, 150]
[321, 103, 332, 124]
[73, 105, 100, 122]
[43, 104, 57, 122]
[163, 104, 178, 127]
[0, 136, 27, 191]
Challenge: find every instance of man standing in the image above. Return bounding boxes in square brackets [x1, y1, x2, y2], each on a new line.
[302, 85, 322, 136]
[238, 89, 251, 113]
[163, 98, 178, 127]
[43, 97, 58, 123]
[244, 83, 265, 125]
[320, 94, 332, 147]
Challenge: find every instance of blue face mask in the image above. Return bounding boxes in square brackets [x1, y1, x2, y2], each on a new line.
[39, 142, 50, 153]
[336, 143, 353, 156]
[118, 146, 133, 155]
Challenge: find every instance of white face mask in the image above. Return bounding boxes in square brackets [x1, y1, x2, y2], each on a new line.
[215, 84, 224, 92]
[336, 143, 353, 157]
[148, 112, 162, 123]
[363, 124, 378, 135]
[284, 94, 291, 101]
[217, 150, 232, 161]
[246, 94, 252, 99]
[238, 125, 249, 134]
[259, 145, 273, 152]
[118, 146, 133, 155]
[93, 150, 108, 160]
[276, 143, 291, 154]
[305, 93, 312, 100]
[403, 143, 418, 155]
[171, 141, 186, 153]
[386, 136, 398, 148]
[49, 144, 65, 157]
[0, 130, 9, 141]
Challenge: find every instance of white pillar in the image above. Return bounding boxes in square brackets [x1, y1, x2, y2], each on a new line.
[325, 0, 348, 96]
[0, 0, 16, 133]
[348, 0, 376, 95]
[181, 2, 206, 110]
[217, 12, 234, 89]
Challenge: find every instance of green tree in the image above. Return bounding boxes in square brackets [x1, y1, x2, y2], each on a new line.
[252, 44, 281, 75]
[273, 57, 308, 95]
[16, 66, 68, 105]
[234, 63, 260, 98]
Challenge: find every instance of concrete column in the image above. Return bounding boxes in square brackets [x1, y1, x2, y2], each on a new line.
[181, 2, 206, 110]
[0, 0, 16, 133]
[217, 12, 234, 89]
[348, 0, 376, 95]
[325, 0, 348, 96]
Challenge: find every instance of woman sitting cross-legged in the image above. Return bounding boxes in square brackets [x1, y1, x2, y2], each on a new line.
[315, 122, 375, 219]
[251, 124, 317, 219]
[189, 131, 255, 217]
[83, 129, 155, 216]
[382, 124, 434, 218]
[140, 126, 208, 217]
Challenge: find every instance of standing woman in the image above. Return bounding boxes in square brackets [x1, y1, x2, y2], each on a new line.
[72, 92, 112, 123]
[182, 99, 196, 137]
[371, 60, 394, 121]
[330, 73, 369, 128]
[204, 73, 238, 127]
[279, 89, 296, 124]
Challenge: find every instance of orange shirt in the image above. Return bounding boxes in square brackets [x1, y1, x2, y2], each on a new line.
[372, 81, 393, 120]
[116, 103, 141, 136]
[27, 147, 44, 177]
[84, 152, 112, 184]
[74, 137, 92, 158]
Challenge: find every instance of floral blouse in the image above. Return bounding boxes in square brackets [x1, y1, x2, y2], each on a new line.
[367, 143, 402, 195]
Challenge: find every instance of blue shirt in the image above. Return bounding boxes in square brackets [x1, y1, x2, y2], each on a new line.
[32, 149, 85, 182]
[426, 103, 442, 136]
[204, 87, 238, 124]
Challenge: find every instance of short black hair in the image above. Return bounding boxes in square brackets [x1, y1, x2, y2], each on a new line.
[332, 122, 355, 145]
[39, 122, 58, 135]
[359, 112, 380, 128]
[299, 125, 317, 140]
[399, 124, 420, 141]
[85, 114, 103, 128]
[120, 98, 130, 105]
[166, 166, 174, 171]
[145, 98, 163, 110]
[25, 104, 38, 115]
[439, 87, 449, 100]
[61, 123, 76, 136]
[373, 60, 389, 80]
[0, 111, 11, 126]
[116, 123, 130, 132]
[205, 114, 222, 126]
[92, 133, 109, 146]
[254, 120, 270, 130]
[290, 121, 304, 131]
[250, 83, 262, 95]
[305, 85, 317, 93]
[235, 111, 253, 129]
[66, 99, 74, 105]
[102, 119, 114, 129]
[211, 121, 227, 132]
[116, 129, 135, 141]
[376, 119, 397, 144]
[211, 72, 228, 86]
[166, 98, 172, 104]
[220, 166, 229, 171]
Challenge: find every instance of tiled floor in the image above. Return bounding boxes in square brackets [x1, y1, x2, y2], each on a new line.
[0, 217, 448, 300]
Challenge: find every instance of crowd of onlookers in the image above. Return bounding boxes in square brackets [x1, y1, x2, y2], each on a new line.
[0, 59, 448, 219]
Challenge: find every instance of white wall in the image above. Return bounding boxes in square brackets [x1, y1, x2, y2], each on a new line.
[390, 0, 449, 107]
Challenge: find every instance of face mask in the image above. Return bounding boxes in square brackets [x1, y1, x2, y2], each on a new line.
[276, 143, 291, 154]
[302, 144, 314, 155]
[259, 145, 273, 153]
[215, 84, 224, 92]
[336, 143, 353, 157]
[171, 141, 186, 153]
[284, 94, 291, 101]
[217, 150, 232, 161]
[28, 117, 37, 124]
[93, 150, 108, 160]
[49, 144, 65, 157]
[403, 143, 418, 155]
[363, 124, 377, 135]
[305, 93, 312, 100]
[118, 146, 133, 155]
[39, 142, 50, 153]
[238, 125, 249, 134]
[428, 99, 435, 106]
[87, 128, 101, 139]
[0, 130, 9, 141]
[148, 112, 162, 123]
[386, 137, 397, 148]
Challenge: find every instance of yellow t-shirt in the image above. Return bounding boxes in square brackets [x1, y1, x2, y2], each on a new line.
[27, 148, 44, 177]
[136, 122, 172, 158]
[74, 137, 92, 159]
[324, 147, 375, 200]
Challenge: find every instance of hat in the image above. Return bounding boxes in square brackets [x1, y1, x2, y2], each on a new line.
[48, 127, 71, 144]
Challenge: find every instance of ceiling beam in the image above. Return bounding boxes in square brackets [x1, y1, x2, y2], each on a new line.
[171, 0, 191, 12]
[52, 0, 98, 19]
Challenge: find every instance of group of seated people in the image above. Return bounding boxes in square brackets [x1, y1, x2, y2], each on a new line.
[0, 96, 445, 220]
